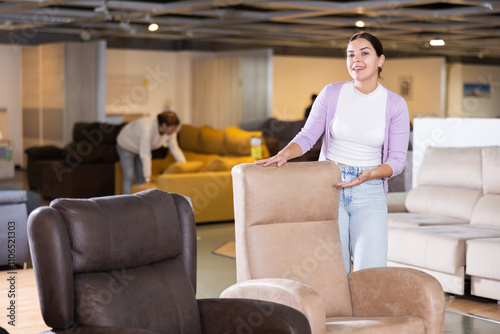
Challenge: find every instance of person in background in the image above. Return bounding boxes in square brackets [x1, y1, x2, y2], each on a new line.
[304, 93, 317, 119]
[117, 111, 186, 194]
[256, 31, 410, 274]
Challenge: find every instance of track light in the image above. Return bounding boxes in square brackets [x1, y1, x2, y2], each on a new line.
[94, 4, 114, 21]
[355, 20, 365, 28]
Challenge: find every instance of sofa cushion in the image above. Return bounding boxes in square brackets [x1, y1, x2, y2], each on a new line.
[470, 194, 500, 227]
[178, 124, 201, 152]
[199, 126, 226, 155]
[203, 156, 254, 172]
[405, 186, 482, 221]
[166, 161, 204, 174]
[219, 156, 254, 169]
[388, 225, 500, 274]
[417, 146, 482, 190]
[73, 122, 124, 145]
[466, 238, 500, 280]
[482, 146, 500, 194]
[204, 158, 229, 172]
[388, 212, 468, 227]
[225, 126, 260, 156]
[261, 118, 305, 142]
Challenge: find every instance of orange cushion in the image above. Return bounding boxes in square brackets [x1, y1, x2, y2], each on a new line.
[199, 126, 225, 155]
[178, 125, 201, 152]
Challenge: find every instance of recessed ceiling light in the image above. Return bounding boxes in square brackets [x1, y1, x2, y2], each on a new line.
[355, 20, 365, 28]
[148, 23, 159, 32]
[80, 28, 92, 41]
[429, 39, 445, 46]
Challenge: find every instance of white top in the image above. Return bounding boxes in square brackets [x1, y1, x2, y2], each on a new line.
[117, 117, 186, 178]
[326, 81, 387, 166]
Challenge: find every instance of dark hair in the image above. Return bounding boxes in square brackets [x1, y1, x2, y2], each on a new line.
[348, 31, 384, 77]
[157, 111, 180, 127]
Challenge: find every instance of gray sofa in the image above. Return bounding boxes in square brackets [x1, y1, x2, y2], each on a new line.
[387, 146, 500, 300]
[0, 190, 31, 268]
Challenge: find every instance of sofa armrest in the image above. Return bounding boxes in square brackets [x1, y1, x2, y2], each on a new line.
[220, 278, 325, 334]
[156, 171, 234, 223]
[25, 145, 64, 159]
[387, 191, 409, 213]
[198, 298, 311, 334]
[348, 267, 445, 334]
[0, 190, 28, 205]
[41, 327, 162, 334]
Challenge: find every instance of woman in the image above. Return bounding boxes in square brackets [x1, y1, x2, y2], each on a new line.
[256, 31, 410, 273]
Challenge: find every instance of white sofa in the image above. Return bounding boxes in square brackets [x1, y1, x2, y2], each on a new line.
[387, 146, 500, 299]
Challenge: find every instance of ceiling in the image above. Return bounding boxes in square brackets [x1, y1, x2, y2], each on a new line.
[1, 0, 500, 64]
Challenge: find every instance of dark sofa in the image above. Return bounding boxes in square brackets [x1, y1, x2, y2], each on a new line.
[241, 117, 321, 161]
[25, 122, 126, 199]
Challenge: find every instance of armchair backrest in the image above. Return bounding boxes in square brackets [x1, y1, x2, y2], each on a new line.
[28, 189, 202, 333]
[231, 162, 353, 318]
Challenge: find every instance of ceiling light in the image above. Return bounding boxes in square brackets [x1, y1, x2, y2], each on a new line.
[429, 39, 445, 46]
[80, 28, 92, 41]
[483, 2, 493, 10]
[148, 23, 158, 32]
[355, 21, 365, 28]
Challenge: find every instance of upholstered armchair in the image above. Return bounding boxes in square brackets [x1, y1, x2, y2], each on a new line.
[221, 162, 445, 334]
[28, 189, 311, 334]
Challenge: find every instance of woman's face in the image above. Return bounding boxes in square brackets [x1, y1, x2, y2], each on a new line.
[346, 38, 385, 84]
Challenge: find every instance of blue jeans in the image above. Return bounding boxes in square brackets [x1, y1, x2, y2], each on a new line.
[116, 144, 144, 194]
[337, 164, 388, 273]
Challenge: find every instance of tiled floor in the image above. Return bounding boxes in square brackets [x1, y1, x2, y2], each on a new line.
[2, 169, 500, 333]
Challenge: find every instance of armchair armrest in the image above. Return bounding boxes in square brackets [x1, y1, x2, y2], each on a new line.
[220, 278, 325, 334]
[25, 145, 64, 159]
[198, 298, 310, 334]
[348, 267, 445, 334]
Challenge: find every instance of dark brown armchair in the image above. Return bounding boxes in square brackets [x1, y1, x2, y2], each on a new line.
[28, 189, 311, 334]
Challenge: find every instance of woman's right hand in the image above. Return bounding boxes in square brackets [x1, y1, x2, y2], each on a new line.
[254, 142, 303, 167]
[254, 153, 288, 167]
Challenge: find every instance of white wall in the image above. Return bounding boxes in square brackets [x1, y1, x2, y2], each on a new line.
[380, 57, 446, 120]
[106, 49, 178, 119]
[272, 56, 350, 121]
[446, 63, 500, 118]
[273, 55, 446, 121]
[0, 45, 21, 165]
[105, 49, 211, 125]
[412, 117, 500, 187]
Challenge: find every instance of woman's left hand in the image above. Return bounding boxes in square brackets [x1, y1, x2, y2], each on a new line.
[337, 169, 373, 188]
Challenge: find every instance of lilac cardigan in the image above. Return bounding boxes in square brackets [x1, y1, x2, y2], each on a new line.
[291, 81, 410, 193]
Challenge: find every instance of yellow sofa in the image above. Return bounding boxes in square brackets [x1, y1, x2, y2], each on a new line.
[115, 125, 268, 223]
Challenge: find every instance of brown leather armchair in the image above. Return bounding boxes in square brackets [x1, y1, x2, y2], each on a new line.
[221, 162, 445, 334]
[28, 189, 311, 334]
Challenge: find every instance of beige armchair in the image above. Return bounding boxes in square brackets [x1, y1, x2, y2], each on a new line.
[221, 161, 445, 334]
